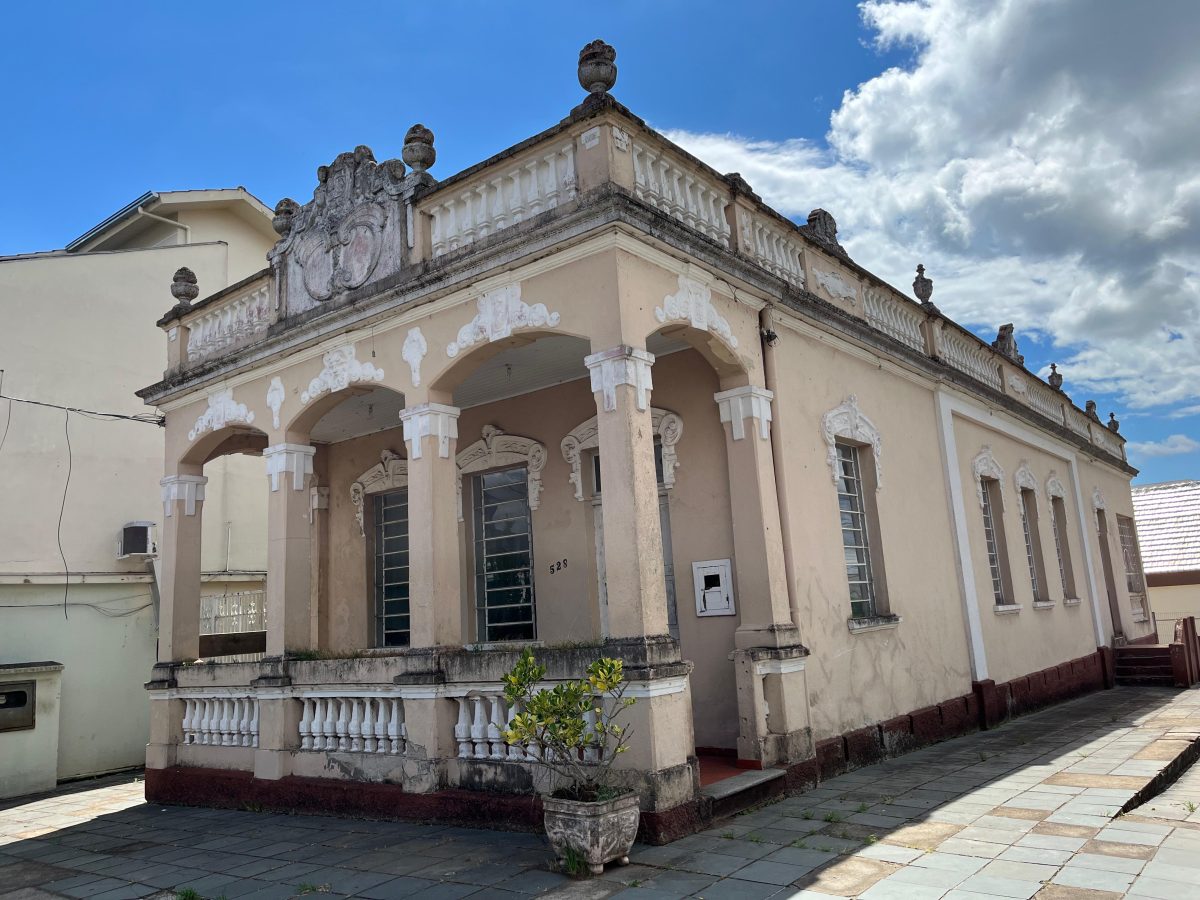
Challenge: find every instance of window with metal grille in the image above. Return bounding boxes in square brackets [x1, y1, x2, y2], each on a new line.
[1018, 489, 1046, 601]
[1116, 515, 1145, 594]
[980, 478, 1008, 604]
[373, 488, 410, 647]
[473, 466, 536, 642]
[836, 442, 877, 619]
[1049, 496, 1077, 599]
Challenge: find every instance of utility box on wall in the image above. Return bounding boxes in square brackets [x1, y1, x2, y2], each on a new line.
[0, 662, 63, 799]
[692, 559, 735, 617]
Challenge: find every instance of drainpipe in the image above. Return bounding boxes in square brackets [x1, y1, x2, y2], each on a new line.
[759, 305, 800, 631]
[136, 206, 191, 245]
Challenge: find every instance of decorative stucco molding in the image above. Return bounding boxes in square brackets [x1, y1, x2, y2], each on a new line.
[819, 395, 882, 489]
[263, 443, 316, 492]
[403, 327, 427, 387]
[266, 377, 285, 430]
[1046, 472, 1067, 499]
[716, 386, 775, 443]
[812, 267, 858, 304]
[350, 449, 407, 536]
[160, 474, 208, 517]
[1014, 461, 1039, 496]
[972, 446, 1005, 510]
[400, 403, 460, 460]
[612, 127, 630, 152]
[300, 344, 384, 404]
[456, 425, 547, 522]
[584, 345, 654, 412]
[445, 284, 560, 358]
[1092, 486, 1107, 510]
[1007, 373, 1029, 399]
[654, 275, 738, 350]
[188, 389, 254, 441]
[561, 408, 683, 501]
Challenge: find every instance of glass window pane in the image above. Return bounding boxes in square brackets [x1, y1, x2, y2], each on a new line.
[835, 443, 876, 618]
[374, 488, 411, 647]
[474, 466, 536, 642]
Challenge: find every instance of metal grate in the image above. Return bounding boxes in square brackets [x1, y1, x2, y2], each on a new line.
[981, 479, 1006, 604]
[836, 443, 877, 619]
[374, 488, 410, 647]
[473, 466, 536, 642]
[1019, 490, 1042, 601]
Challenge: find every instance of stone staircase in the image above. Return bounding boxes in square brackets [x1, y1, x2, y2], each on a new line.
[1115, 616, 1200, 688]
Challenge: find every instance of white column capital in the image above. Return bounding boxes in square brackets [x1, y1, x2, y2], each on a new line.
[160, 474, 208, 517]
[263, 443, 316, 492]
[715, 386, 774, 441]
[400, 402, 460, 459]
[584, 345, 654, 412]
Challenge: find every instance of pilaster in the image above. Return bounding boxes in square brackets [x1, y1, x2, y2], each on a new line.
[264, 444, 316, 655]
[158, 474, 208, 662]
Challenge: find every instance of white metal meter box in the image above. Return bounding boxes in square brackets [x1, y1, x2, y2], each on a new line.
[692, 559, 734, 616]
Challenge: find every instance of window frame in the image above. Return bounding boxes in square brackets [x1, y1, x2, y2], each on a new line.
[1115, 513, 1148, 619]
[1048, 494, 1077, 600]
[371, 487, 411, 648]
[980, 476, 1014, 606]
[469, 463, 538, 644]
[1018, 488, 1049, 603]
[834, 439, 889, 620]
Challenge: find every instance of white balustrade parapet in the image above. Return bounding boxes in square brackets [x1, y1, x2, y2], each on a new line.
[1027, 380, 1066, 425]
[940, 327, 1003, 391]
[182, 695, 259, 748]
[186, 281, 272, 363]
[863, 289, 925, 352]
[744, 213, 805, 288]
[1065, 407, 1092, 438]
[429, 143, 577, 257]
[1091, 425, 1124, 459]
[451, 688, 612, 764]
[298, 695, 406, 755]
[632, 141, 731, 247]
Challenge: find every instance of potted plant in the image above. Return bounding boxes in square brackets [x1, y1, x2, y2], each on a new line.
[501, 648, 639, 875]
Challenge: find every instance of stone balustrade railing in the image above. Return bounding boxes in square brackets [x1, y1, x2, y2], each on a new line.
[1065, 406, 1092, 438]
[632, 140, 731, 247]
[298, 694, 406, 754]
[451, 688, 603, 763]
[863, 289, 925, 353]
[744, 212, 806, 288]
[939, 325, 1004, 392]
[182, 695, 259, 747]
[1026, 378, 1066, 425]
[428, 142, 578, 257]
[1091, 423, 1125, 460]
[184, 278, 272, 364]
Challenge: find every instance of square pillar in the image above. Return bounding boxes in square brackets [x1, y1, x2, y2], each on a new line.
[158, 474, 207, 662]
[584, 346, 670, 639]
[714, 386, 799, 649]
[264, 443, 316, 656]
[401, 403, 463, 647]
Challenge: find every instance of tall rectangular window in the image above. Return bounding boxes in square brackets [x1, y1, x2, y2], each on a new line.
[836, 442, 879, 619]
[980, 478, 1011, 605]
[1116, 514, 1148, 617]
[373, 488, 410, 647]
[1049, 496, 1077, 599]
[472, 466, 536, 642]
[1018, 489, 1047, 602]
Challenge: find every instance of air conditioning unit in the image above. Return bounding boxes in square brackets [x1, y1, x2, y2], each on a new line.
[117, 522, 158, 559]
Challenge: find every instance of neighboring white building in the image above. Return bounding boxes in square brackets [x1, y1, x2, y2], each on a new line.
[0, 190, 275, 795]
[1133, 480, 1200, 643]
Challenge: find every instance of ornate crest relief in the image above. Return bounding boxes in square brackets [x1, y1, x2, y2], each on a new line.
[300, 344, 385, 405]
[188, 389, 255, 441]
[403, 327, 428, 387]
[351, 449, 408, 537]
[1045, 472, 1067, 499]
[561, 408, 683, 501]
[1092, 486, 1106, 511]
[1014, 461, 1039, 496]
[446, 284, 561, 358]
[654, 274, 738, 350]
[821, 396, 882, 490]
[456, 426, 547, 521]
[812, 267, 858, 304]
[971, 446, 1005, 510]
[266, 377, 285, 430]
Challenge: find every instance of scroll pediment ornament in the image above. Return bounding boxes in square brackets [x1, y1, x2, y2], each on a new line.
[655, 275, 738, 350]
[812, 267, 859, 305]
[561, 408, 683, 501]
[403, 327, 428, 387]
[266, 377, 285, 430]
[455, 425, 547, 522]
[351, 449, 407, 537]
[821, 395, 882, 491]
[1014, 461, 1039, 496]
[446, 284, 561, 358]
[1046, 471, 1067, 499]
[1092, 486, 1106, 511]
[188, 389, 254, 441]
[300, 344, 385, 404]
[972, 446, 1005, 510]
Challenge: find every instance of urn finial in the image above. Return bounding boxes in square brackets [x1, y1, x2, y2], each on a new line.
[403, 124, 436, 174]
[170, 267, 199, 305]
[1048, 363, 1063, 391]
[272, 198, 299, 237]
[1107, 412, 1121, 434]
[578, 39, 617, 95]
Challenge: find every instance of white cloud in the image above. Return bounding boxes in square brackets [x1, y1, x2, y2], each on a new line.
[1168, 404, 1200, 419]
[663, 0, 1200, 411]
[1126, 434, 1200, 458]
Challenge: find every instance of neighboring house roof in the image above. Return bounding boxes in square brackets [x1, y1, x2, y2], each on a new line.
[1132, 480, 1200, 574]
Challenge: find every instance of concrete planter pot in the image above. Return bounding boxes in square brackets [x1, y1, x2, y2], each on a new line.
[543, 792, 640, 874]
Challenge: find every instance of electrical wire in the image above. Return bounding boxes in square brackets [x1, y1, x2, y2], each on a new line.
[57, 409, 72, 620]
[0, 392, 164, 426]
[0, 396, 10, 457]
[0, 600, 154, 617]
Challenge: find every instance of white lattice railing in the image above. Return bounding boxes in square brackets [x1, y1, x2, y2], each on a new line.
[429, 143, 577, 257]
[200, 590, 265, 635]
[1027, 380, 1066, 425]
[745, 213, 806, 287]
[185, 280, 272, 363]
[940, 327, 1003, 390]
[298, 695, 407, 754]
[864, 289, 926, 352]
[1065, 407, 1091, 438]
[182, 696, 259, 747]
[452, 690, 604, 763]
[632, 141, 731, 246]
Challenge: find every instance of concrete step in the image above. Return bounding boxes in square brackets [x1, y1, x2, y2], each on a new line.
[702, 767, 787, 820]
[1116, 675, 1176, 687]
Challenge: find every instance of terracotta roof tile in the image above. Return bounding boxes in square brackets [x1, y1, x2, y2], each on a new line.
[1131, 480, 1200, 574]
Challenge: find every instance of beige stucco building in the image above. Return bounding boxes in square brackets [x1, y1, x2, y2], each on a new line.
[0, 190, 274, 795]
[138, 44, 1153, 838]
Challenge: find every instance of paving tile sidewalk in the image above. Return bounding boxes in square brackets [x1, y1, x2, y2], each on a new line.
[2, 686, 1200, 899]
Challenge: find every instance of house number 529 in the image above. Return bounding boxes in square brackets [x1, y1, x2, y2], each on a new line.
[548, 559, 568, 574]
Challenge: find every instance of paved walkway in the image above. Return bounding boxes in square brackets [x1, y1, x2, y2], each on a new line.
[3, 686, 1200, 900]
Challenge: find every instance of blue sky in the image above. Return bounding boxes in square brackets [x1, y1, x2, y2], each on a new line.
[3, 1, 1196, 484]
